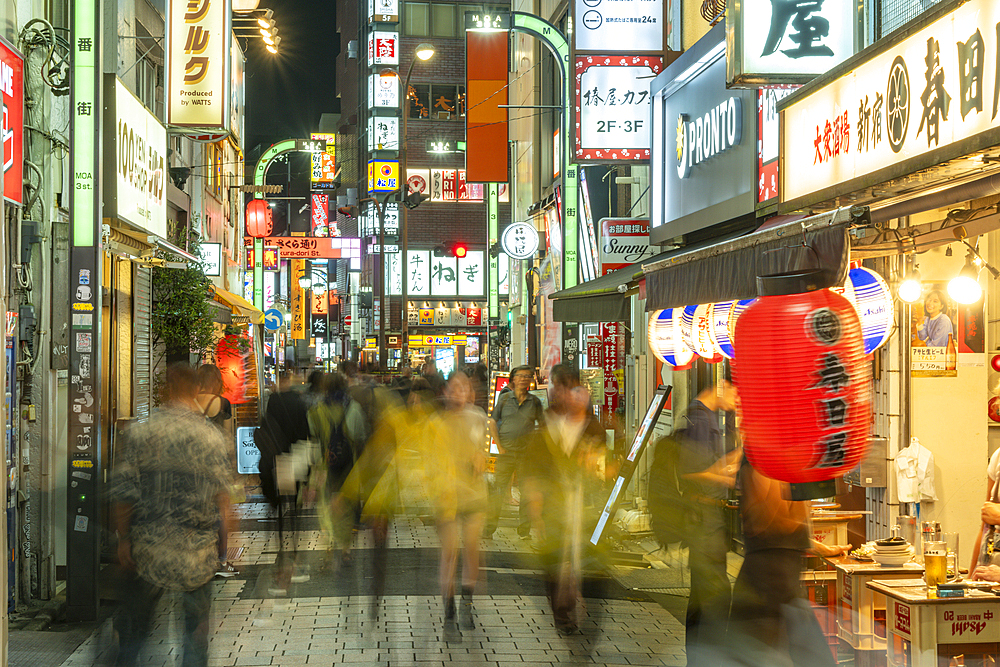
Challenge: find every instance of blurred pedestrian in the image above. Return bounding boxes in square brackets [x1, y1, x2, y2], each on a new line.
[485, 365, 543, 539]
[726, 459, 848, 666]
[677, 380, 740, 665]
[195, 363, 238, 578]
[434, 372, 489, 631]
[467, 362, 489, 413]
[111, 363, 232, 667]
[522, 364, 605, 635]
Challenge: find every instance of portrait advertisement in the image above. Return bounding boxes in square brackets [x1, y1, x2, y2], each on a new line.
[910, 281, 984, 377]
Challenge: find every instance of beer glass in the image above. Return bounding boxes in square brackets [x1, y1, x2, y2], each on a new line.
[924, 541, 947, 588]
[944, 532, 959, 578]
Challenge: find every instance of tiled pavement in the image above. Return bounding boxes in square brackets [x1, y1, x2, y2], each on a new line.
[57, 504, 689, 667]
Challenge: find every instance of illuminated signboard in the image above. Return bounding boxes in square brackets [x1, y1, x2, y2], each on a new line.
[104, 77, 167, 239]
[310, 132, 336, 186]
[368, 72, 399, 108]
[0, 37, 23, 205]
[368, 0, 399, 22]
[780, 0, 1000, 211]
[167, 0, 232, 131]
[200, 242, 222, 276]
[574, 0, 662, 52]
[727, 0, 857, 87]
[368, 31, 399, 66]
[367, 159, 400, 193]
[575, 55, 663, 161]
[407, 335, 469, 346]
[311, 193, 329, 236]
[367, 116, 399, 150]
[757, 87, 797, 204]
[249, 237, 362, 269]
[262, 246, 279, 271]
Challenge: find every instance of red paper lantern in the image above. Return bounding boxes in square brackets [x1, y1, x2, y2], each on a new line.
[216, 334, 250, 404]
[733, 271, 871, 483]
[246, 199, 273, 238]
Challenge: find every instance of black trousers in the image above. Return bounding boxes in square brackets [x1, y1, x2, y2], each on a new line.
[685, 514, 731, 665]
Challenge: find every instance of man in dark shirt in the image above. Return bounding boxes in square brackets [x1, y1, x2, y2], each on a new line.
[484, 366, 543, 538]
[677, 380, 740, 666]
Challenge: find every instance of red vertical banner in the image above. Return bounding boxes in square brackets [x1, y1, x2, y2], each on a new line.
[442, 169, 457, 200]
[466, 27, 509, 183]
[311, 193, 330, 237]
[600, 322, 623, 419]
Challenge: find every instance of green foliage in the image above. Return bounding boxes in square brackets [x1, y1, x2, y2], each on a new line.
[150, 226, 217, 366]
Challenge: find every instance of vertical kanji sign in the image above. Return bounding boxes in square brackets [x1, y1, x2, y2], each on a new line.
[68, 0, 103, 621]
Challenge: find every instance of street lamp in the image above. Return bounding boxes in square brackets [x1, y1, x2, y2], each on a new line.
[379, 41, 435, 370]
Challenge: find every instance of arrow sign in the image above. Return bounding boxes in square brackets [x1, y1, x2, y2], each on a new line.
[264, 308, 284, 332]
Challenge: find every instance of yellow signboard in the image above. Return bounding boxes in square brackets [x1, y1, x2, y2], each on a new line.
[364, 337, 378, 349]
[407, 335, 468, 347]
[367, 159, 400, 193]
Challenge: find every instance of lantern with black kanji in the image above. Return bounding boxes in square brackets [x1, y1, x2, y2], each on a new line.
[733, 270, 870, 484]
[246, 199, 273, 238]
[216, 334, 250, 404]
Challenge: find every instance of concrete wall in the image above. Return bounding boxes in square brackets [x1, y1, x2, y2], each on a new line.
[906, 214, 991, 568]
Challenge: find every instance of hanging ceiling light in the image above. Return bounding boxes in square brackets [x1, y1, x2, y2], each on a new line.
[266, 43, 278, 54]
[298, 274, 312, 290]
[948, 254, 983, 305]
[897, 260, 922, 303]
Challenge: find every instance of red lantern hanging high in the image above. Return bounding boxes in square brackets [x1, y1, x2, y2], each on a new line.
[246, 199, 274, 238]
[733, 270, 871, 484]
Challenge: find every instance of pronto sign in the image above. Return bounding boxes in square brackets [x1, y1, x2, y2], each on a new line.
[575, 55, 663, 161]
[167, 0, 232, 131]
[780, 0, 1000, 211]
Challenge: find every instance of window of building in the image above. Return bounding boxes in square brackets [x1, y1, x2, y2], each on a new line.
[408, 83, 466, 120]
[404, 2, 430, 36]
[135, 48, 161, 115]
[431, 3, 456, 37]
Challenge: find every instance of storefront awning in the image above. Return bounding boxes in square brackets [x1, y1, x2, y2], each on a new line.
[212, 287, 265, 325]
[642, 207, 863, 311]
[549, 266, 642, 323]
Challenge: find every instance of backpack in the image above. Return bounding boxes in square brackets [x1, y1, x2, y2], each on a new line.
[647, 423, 695, 548]
[310, 401, 353, 475]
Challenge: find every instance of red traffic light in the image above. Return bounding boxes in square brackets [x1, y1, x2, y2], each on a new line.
[453, 243, 468, 259]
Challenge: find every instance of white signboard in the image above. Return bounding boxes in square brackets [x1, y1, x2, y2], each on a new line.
[111, 79, 167, 238]
[457, 250, 485, 296]
[385, 252, 403, 295]
[599, 218, 656, 274]
[430, 256, 458, 296]
[728, 0, 855, 86]
[167, 0, 232, 130]
[574, 0, 663, 52]
[369, 72, 399, 108]
[782, 0, 1000, 208]
[498, 253, 510, 294]
[367, 115, 399, 150]
[360, 200, 399, 236]
[236, 426, 260, 474]
[230, 36, 245, 144]
[368, 31, 399, 66]
[407, 249, 430, 296]
[368, 0, 399, 22]
[501, 222, 539, 260]
[576, 56, 663, 160]
[200, 242, 222, 276]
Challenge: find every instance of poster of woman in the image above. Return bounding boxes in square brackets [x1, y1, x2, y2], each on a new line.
[911, 283, 958, 377]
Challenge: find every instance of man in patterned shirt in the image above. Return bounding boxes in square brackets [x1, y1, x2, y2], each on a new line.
[112, 364, 233, 667]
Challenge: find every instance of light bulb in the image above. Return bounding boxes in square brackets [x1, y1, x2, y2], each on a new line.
[415, 43, 435, 60]
[897, 276, 922, 303]
[948, 263, 982, 304]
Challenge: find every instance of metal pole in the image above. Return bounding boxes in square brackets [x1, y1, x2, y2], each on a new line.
[400, 56, 419, 373]
[378, 196, 387, 371]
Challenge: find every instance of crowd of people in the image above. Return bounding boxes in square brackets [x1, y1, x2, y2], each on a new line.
[110, 358, 616, 666]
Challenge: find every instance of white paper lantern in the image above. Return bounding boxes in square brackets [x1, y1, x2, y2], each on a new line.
[648, 309, 695, 367]
[681, 304, 722, 362]
[835, 267, 895, 354]
[710, 300, 736, 359]
[726, 299, 756, 354]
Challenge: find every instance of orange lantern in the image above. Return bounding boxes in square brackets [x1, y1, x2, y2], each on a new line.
[216, 334, 250, 404]
[246, 199, 273, 238]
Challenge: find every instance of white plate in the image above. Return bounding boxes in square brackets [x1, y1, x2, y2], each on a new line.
[875, 545, 910, 554]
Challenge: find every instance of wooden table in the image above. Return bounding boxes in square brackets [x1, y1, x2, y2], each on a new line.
[825, 556, 925, 665]
[868, 579, 1000, 667]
